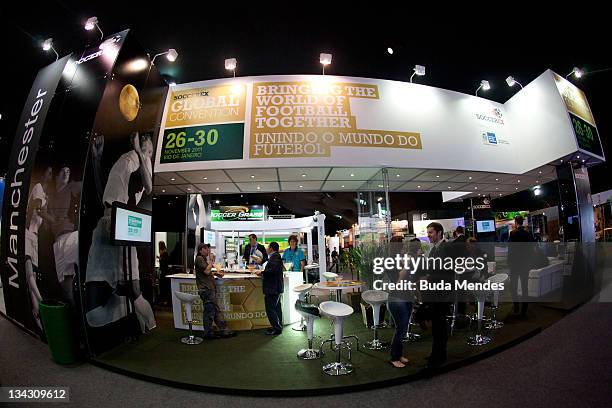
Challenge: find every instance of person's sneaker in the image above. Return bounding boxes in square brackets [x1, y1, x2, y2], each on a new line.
[265, 328, 282, 335]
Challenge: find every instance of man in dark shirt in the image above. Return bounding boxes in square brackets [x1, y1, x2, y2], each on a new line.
[255, 242, 284, 335]
[507, 215, 534, 317]
[424, 222, 452, 368]
[195, 243, 233, 338]
[242, 234, 268, 266]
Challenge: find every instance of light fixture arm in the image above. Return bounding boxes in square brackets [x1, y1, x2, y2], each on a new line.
[410, 72, 416, 83]
[51, 46, 59, 61]
[475, 84, 483, 96]
[95, 23, 104, 40]
[151, 51, 167, 64]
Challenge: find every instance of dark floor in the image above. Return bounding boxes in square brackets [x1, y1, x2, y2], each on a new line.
[2, 300, 611, 407]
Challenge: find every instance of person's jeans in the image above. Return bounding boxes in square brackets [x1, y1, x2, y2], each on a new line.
[264, 294, 283, 332]
[199, 288, 227, 337]
[387, 300, 412, 361]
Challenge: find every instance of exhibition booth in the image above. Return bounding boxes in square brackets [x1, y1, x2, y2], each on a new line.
[0, 29, 606, 394]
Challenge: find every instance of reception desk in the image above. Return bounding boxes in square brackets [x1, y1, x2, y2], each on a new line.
[168, 271, 303, 331]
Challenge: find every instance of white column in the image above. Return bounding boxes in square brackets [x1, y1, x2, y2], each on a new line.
[306, 230, 313, 264]
[317, 213, 327, 281]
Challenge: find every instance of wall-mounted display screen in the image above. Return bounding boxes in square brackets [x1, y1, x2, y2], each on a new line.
[476, 219, 496, 233]
[111, 202, 152, 246]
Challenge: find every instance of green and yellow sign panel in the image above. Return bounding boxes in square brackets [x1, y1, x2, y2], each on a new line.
[211, 205, 266, 222]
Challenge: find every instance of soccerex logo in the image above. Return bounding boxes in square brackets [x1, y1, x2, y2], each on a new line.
[75, 35, 123, 65]
[475, 107, 505, 125]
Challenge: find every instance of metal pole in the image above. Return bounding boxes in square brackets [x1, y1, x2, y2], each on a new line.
[382, 168, 392, 242]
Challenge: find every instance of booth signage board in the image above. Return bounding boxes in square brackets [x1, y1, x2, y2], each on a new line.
[155, 71, 594, 175]
[211, 205, 266, 222]
[552, 73, 603, 159]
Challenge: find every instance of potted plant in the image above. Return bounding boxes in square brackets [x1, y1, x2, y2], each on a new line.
[353, 242, 391, 327]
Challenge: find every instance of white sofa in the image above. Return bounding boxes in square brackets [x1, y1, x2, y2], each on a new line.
[526, 260, 564, 297]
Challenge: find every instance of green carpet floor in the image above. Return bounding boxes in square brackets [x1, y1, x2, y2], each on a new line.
[92, 303, 566, 394]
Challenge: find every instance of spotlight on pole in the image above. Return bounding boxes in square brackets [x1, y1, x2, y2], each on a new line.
[225, 58, 237, 77]
[84, 16, 104, 39]
[320, 53, 332, 75]
[410, 64, 426, 83]
[506, 75, 523, 89]
[476, 80, 490, 96]
[42, 38, 59, 61]
[387, 47, 394, 55]
[151, 48, 179, 64]
[566, 67, 583, 79]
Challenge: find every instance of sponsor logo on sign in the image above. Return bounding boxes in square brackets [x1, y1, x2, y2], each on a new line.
[76, 35, 122, 65]
[127, 215, 142, 237]
[476, 108, 505, 125]
[482, 131, 498, 145]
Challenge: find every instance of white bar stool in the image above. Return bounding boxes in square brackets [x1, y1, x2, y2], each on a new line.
[292, 283, 314, 331]
[295, 299, 321, 360]
[485, 273, 508, 330]
[174, 291, 203, 345]
[361, 290, 389, 350]
[467, 289, 491, 346]
[319, 301, 355, 376]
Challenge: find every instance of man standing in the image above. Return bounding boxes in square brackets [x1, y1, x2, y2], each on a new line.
[507, 215, 534, 317]
[256, 242, 284, 335]
[330, 247, 339, 273]
[195, 243, 233, 339]
[424, 222, 452, 368]
[243, 234, 268, 267]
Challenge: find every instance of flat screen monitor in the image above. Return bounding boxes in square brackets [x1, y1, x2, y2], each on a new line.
[111, 202, 152, 246]
[201, 229, 216, 247]
[476, 219, 496, 233]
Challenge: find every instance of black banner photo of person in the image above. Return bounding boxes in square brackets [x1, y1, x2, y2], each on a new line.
[78, 32, 167, 354]
[1, 56, 71, 334]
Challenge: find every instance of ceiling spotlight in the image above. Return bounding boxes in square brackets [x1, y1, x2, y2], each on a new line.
[256, 186, 261, 190]
[410, 65, 426, 83]
[350, 173, 355, 177]
[216, 187, 220, 191]
[495, 178, 499, 181]
[566, 67, 583, 79]
[417, 185, 421, 188]
[320, 53, 332, 74]
[84, 16, 103, 39]
[215, 200, 220, 204]
[152, 48, 178, 64]
[474, 186, 478, 190]
[202, 177, 207, 180]
[170, 178, 175, 181]
[225, 58, 237, 77]
[162, 189, 166, 193]
[341, 185, 345, 188]
[506, 75, 523, 89]
[301, 173, 307, 177]
[42, 38, 59, 61]
[476, 80, 490, 96]
[387, 47, 394, 55]
[187, 187, 191, 191]
[468, 176, 473, 180]
[299, 185, 303, 188]
[396, 174, 400, 177]
[250, 175, 255, 179]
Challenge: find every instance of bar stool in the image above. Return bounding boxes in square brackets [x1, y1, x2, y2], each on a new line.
[295, 299, 321, 360]
[361, 290, 389, 350]
[467, 289, 491, 346]
[174, 291, 203, 345]
[485, 273, 508, 330]
[403, 303, 421, 342]
[319, 301, 356, 376]
[292, 284, 313, 331]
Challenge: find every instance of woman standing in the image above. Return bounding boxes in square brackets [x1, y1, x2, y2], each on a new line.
[387, 237, 421, 368]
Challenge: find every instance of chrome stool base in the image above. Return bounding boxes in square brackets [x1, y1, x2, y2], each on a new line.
[485, 320, 504, 330]
[364, 339, 388, 350]
[292, 320, 308, 331]
[467, 334, 491, 346]
[181, 335, 203, 345]
[323, 361, 353, 376]
[298, 348, 321, 360]
[402, 332, 421, 342]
